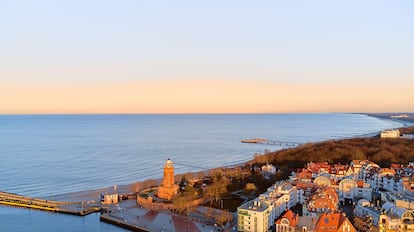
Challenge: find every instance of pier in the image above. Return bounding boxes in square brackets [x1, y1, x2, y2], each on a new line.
[0, 191, 100, 216]
[241, 138, 302, 147]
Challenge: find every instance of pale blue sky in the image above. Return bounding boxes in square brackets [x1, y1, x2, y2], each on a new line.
[2, 0, 413, 84]
[1, 1, 414, 113]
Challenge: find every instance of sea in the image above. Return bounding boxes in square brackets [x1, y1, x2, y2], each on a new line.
[0, 113, 404, 231]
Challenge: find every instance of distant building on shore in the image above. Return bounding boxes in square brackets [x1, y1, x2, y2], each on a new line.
[101, 192, 119, 205]
[391, 114, 410, 119]
[101, 185, 119, 205]
[157, 158, 179, 200]
[380, 129, 400, 138]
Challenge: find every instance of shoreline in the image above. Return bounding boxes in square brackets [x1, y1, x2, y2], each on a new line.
[45, 113, 409, 202]
[1, 113, 412, 232]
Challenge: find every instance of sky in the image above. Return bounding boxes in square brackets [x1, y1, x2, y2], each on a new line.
[1, 0, 413, 114]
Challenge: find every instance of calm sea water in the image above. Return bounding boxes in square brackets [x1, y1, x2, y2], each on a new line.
[0, 114, 402, 231]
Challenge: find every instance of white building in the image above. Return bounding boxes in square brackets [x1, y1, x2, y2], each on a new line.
[354, 200, 414, 231]
[259, 181, 298, 227]
[379, 202, 414, 232]
[238, 181, 298, 231]
[101, 192, 119, 205]
[381, 129, 400, 138]
[365, 169, 404, 193]
[237, 200, 270, 232]
[338, 179, 372, 204]
[261, 163, 277, 175]
[354, 199, 381, 226]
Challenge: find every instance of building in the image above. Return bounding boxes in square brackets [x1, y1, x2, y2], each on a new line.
[262, 163, 277, 175]
[354, 199, 381, 226]
[238, 199, 270, 232]
[275, 210, 298, 232]
[354, 200, 414, 231]
[314, 213, 356, 232]
[365, 168, 404, 193]
[237, 181, 298, 231]
[256, 181, 298, 227]
[390, 114, 410, 119]
[276, 211, 355, 232]
[101, 192, 119, 205]
[381, 129, 400, 138]
[379, 202, 414, 232]
[303, 187, 338, 217]
[157, 158, 179, 200]
[101, 185, 119, 204]
[338, 179, 372, 204]
[313, 176, 331, 187]
[296, 216, 317, 232]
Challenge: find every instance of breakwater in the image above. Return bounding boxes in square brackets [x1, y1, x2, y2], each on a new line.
[0, 191, 100, 216]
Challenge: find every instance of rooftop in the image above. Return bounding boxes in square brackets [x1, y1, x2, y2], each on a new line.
[276, 210, 298, 227]
[315, 213, 348, 232]
[238, 199, 269, 213]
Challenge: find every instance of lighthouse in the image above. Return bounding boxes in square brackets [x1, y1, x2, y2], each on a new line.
[157, 158, 179, 200]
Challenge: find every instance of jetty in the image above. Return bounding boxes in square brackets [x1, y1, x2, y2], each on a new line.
[241, 138, 302, 147]
[0, 191, 100, 216]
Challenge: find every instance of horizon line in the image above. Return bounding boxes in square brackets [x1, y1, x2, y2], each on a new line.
[0, 112, 407, 116]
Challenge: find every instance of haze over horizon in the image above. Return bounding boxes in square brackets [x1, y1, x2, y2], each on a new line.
[1, 1, 413, 114]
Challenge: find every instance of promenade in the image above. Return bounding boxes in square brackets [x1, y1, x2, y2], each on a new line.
[102, 200, 237, 232]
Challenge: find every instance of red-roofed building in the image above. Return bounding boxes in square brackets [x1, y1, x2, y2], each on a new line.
[275, 210, 298, 232]
[315, 213, 356, 232]
[297, 169, 313, 183]
[303, 187, 338, 217]
[391, 163, 402, 170]
[307, 162, 331, 178]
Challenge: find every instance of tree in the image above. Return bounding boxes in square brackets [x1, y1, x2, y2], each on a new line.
[372, 150, 396, 167]
[204, 179, 228, 206]
[216, 210, 234, 226]
[351, 149, 366, 160]
[245, 183, 257, 192]
[172, 195, 187, 214]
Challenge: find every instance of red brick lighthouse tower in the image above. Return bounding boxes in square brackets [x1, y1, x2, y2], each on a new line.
[157, 158, 178, 200]
[162, 158, 174, 188]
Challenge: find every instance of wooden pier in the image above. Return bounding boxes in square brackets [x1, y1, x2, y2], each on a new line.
[0, 191, 100, 216]
[241, 138, 302, 147]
